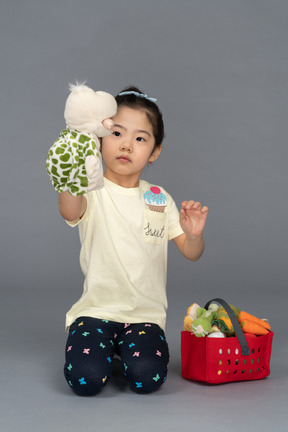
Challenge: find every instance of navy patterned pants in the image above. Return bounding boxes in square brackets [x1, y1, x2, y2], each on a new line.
[64, 317, 170, 395]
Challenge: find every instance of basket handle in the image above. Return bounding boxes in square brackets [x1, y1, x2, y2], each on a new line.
[204, 298, 250, 356]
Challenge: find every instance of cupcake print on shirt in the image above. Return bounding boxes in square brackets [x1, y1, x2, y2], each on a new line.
[144, 187, 167, 213]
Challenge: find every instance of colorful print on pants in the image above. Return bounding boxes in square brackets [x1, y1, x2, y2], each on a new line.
[64, 317, 169, 395]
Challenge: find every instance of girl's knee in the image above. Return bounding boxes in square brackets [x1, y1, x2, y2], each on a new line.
[130, 372, 168, 394]
[124, 361, 168, 394]
[64, 364, 111, 396]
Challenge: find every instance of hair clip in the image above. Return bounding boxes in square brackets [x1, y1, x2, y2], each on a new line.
[118, 91, 157, 103]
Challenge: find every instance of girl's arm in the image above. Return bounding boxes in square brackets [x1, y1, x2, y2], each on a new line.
[173, 200, 208, 261]
[58, 191, 87, 221]
[173, 232, 205, 261]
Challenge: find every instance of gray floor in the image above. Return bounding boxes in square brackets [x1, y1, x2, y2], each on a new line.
[1, 288, 287, 432]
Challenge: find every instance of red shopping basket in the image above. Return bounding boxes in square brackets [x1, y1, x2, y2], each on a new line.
[181, 298, 273, 384]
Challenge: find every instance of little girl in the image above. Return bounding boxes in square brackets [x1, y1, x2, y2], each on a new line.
[58, 87, 209, 395]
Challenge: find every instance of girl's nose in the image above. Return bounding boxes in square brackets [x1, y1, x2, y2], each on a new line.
[120, 140, 132, 152]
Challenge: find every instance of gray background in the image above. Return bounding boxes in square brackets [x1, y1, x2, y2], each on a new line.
[1, 0, 287, 430]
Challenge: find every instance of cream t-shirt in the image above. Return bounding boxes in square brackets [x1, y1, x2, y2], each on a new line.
[65, 178, 183, 331]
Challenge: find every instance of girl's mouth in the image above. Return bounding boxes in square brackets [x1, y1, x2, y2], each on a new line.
[117, 156, 131, 162]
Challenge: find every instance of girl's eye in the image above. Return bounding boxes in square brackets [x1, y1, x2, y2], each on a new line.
[136, 137, 145, 142]
[113, 131, 121, 137]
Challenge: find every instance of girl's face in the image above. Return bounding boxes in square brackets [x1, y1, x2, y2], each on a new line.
[101, 106, 161, 187]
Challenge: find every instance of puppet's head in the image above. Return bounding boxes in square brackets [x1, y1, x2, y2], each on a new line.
[64, 83, 117, 137]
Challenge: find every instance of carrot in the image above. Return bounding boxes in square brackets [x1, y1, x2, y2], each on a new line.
[240, 319, 269, 335]
[238, 311, 271, 330]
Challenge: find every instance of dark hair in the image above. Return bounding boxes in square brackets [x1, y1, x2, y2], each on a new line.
[115, 86, 165, 149]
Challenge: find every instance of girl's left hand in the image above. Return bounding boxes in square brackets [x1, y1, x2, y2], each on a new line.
[179, 200, 209, 238]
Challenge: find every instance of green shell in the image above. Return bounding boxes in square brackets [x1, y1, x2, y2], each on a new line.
[46, 128, 102, 196]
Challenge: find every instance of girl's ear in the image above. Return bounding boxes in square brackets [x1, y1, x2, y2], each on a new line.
[149, 145, 162, 163]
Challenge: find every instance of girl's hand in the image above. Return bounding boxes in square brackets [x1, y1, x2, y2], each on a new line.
[179, 200, 209, 239]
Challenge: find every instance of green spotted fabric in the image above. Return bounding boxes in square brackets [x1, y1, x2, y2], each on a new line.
[46, 128, 103, 196]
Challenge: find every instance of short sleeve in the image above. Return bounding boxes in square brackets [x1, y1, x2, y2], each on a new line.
[167, 194, 184, 241]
